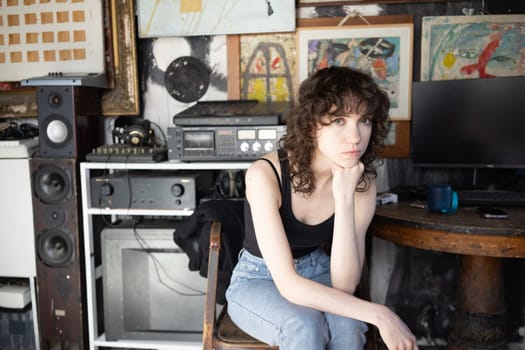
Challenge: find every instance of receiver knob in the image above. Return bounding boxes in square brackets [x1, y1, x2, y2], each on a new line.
[171, 183, 184, 197]
[240, 142, 249, 152]
[252, 142, 261, 152]
[100, 183, 114, 196]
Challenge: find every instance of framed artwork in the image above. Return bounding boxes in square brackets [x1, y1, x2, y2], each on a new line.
[136, 0, 295, 38]
[297, 22, 413, 120]
[0, 0, 105, 82]
[420, 14, 525, 81]
[142, 35, 229, 132]
[237, 33, 297, 103]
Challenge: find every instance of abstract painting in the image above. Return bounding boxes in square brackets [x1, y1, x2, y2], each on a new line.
[297, 23, 413, 120]
[420, 14, 525, 81]
[240, 33, 296, 103]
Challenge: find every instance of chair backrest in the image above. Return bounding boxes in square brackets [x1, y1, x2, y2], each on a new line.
[202, 220, 222, 350]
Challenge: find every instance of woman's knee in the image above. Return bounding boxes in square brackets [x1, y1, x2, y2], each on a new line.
[325, 314, 368, 349]
[280, 309, 329, 346]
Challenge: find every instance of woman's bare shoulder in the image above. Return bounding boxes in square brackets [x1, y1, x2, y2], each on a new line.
[246, 151, 281, 179]
[245, 151, 282, 201]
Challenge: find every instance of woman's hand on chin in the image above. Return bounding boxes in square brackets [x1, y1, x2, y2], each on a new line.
[331, 161, 364, 202]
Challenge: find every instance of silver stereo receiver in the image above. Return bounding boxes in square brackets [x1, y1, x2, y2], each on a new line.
[167, 125, 286, 161]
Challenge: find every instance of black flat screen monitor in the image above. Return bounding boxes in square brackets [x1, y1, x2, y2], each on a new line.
[411, 76, 525, 169]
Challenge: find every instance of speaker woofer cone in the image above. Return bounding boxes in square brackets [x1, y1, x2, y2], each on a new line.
[34, 165, 71, 203]
[37, 229, 75, 267]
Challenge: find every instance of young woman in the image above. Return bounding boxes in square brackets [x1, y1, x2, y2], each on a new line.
[225, 66, 418, 350]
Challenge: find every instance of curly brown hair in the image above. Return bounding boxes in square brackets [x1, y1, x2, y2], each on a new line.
[281, 66, 390, 195]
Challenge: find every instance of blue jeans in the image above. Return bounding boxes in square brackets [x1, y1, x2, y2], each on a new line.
[225, 248, 368, 350]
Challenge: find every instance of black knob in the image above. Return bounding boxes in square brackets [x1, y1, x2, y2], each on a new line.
[171, 184, 184, 197]
[100, 183, 114, 196]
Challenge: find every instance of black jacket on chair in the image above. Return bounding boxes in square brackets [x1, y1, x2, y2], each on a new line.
[173, 199, 245, 304]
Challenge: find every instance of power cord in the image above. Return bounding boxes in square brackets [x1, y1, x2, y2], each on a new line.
[131, 223, 205, 297]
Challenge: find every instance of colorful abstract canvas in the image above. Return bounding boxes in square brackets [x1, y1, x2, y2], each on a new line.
[297, 23, 413, 120]
[420, 14, 525, 81]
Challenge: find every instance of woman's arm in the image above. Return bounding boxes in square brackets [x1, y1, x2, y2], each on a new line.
[330, 163, 377, 294]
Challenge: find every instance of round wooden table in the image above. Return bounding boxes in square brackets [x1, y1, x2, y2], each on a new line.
[369, 202, 525, 350]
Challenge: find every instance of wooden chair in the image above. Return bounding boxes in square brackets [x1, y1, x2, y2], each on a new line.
[202, 220, 384, 350]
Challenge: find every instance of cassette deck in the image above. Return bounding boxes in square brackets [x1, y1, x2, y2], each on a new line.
[167, 125, 286, 161]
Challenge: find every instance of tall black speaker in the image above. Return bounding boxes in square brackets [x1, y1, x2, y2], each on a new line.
[35, 86, 102, 159]
[30, 157, 86, 350]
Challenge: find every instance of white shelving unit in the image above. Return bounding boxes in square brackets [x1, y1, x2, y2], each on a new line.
[80, 161, 250, 350]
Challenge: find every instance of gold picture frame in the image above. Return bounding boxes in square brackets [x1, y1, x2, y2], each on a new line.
[0, 0, 139, 118]
[101, 0, 140, 116]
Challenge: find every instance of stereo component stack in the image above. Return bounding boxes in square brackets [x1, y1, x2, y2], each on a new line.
[168, 100, 288, 162]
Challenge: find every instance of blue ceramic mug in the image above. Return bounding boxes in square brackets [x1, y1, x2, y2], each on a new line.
[427, 184, 458, 214]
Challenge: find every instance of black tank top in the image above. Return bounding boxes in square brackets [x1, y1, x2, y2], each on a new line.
[243, 150, 335, 258]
